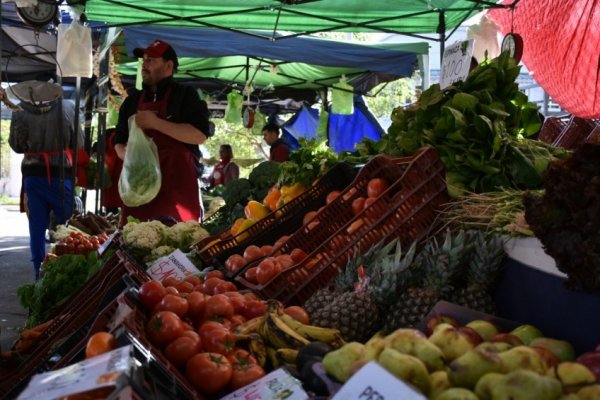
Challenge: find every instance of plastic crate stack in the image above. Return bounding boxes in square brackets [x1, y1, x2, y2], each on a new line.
[552, 116, 598, 149]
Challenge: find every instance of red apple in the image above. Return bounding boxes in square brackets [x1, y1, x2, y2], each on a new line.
[489, 333, 524, 347]
[576, 351, 600, 380]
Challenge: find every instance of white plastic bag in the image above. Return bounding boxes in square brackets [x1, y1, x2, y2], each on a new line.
[56, 21, 93, 77]
[118, 116, 162, 207]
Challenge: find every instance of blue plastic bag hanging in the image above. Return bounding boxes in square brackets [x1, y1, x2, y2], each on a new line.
[225, 90, 243, 125]
[331, 75, 354, 115]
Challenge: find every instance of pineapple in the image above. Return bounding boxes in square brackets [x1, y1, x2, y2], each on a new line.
[304, 288, 335, 316]
[450, 231, 506, 314]
[309, 239, 409, 342]
[381, 230, 468, 333]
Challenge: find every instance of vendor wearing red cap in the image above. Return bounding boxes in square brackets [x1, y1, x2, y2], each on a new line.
[114, 39, 211, 223]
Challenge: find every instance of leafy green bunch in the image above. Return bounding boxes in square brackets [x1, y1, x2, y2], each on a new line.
[278, 137, 339, 187]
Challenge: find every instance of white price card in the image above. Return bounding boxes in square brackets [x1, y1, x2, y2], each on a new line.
[146, 248, 201, 281]
[332, 361, 426, 400]
[17, 345, 133, 400]
[97, 230, 119, 256]
[440, 40, 474, 89]
[220, 368, 308, 400]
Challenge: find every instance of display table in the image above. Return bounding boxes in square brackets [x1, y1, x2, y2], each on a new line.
[493, 238, 600, 355]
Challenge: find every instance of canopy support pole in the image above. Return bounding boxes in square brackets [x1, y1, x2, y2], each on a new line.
[438, 10, 446, 64]
[70, 76, 82, 216]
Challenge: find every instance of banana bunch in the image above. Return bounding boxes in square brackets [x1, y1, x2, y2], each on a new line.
[235, 300, 344, 369]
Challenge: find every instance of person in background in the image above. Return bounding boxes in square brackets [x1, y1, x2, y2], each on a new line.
[7, 83, 83, 280]
[204, 144, 240, 188]
[91, 128, 123, 214]
[262, 123, 289, 162]
[114, 39, 211, 223]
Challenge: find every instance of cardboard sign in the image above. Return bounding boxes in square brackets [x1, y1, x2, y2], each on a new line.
[440, 40, 474, 89]
[221, 368, 308, 400]
[332, 361, 426, 400]
[146, 249, 201, 281]
[17, 345, 133, 400]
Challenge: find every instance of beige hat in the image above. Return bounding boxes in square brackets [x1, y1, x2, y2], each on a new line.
[8, 80, 63, 104]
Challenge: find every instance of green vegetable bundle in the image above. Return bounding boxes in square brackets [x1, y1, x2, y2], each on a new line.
[278, 137, 339, 187]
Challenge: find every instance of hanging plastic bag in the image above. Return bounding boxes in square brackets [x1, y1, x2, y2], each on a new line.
[317, 106, 329, 138]
[56, 15, 93, 78]
[225, 90, 243, 125]
[251, 109, 267, 135]
[331, 76, 354, 115]
[118, 116, 161, 207]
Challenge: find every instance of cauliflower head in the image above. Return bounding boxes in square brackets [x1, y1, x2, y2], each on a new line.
[122, 220, 166, 252]
[165, 220, 210, 250]
[145, 245, 176, 263]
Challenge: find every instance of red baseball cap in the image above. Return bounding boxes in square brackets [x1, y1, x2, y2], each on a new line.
[133, 39, 179, 67]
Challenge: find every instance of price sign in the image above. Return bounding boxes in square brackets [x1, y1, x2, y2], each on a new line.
[440, 40, 474, 89]
[332, 361, 426, 400]
[221, 368, 307, 400]
[146, 249, 201, 281]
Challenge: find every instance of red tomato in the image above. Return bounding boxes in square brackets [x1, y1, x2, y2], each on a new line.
[306, 220, 320, 231]
[367, 178, 390, 198]
[243, 245, 263, 263]
[290, 248, 308, 263]
[203, 327, 236, 354]
[157, 294, 189, 318]
[244, 267, 259, 284]
[205, 294, 235, 319]
[146, 311, 185, 347]
[198, 321, 227, 343]
[162, 276, 181, 288]
[272, 236, 289, 252]
[260, 245, 273, 257]
[363, 196, 377, 210]
[164, 336, 201, 368]
[341, 187, 357, 201]
[213, 281, 238, 294]
[346, 218, 365, 235]
[256, 258, 278, 285]
[302, 211, 317, 225]
[276, 254, 295, 270]
[225, 254, 246, 274]
[351, 197, 366, 216]
[203, 277, 226, 295]
[185, 352, 233, 395]
[227, 349, 257, 366]
[284, 306, 311, 325]
[229, 364, 266, 391]
[183, 275, 202, 287]
[326, 190, 341, 204]
[228, 314, 246, 329]
[205, 270, 225, 280]
[226, 294, 247, 315]
[181, 330, 202, 349]
[243, 300, 267, 320]
[174, 280, 194, 294]
[138, 280, 166, 311]
[165, 286, 180, 295]
[186, 291, 207, 322]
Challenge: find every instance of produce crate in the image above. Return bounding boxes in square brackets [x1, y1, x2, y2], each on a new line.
[538, 116, 567, 144]
[585, 123, 600, 143]
[552, 116, 597, 149]
[236, 147, 449, 304]
[194, 162, 358, 270]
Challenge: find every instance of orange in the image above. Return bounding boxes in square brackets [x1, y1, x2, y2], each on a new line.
[85, 331, 117, 359]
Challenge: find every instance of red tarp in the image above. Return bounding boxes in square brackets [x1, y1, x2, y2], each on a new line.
[489, 0, 600, 119]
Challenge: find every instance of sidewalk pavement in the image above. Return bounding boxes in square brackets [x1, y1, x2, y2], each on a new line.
[0, 205, 34, 351]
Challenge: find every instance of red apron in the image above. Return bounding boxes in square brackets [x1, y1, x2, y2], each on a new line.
[122, 87, 201, 223]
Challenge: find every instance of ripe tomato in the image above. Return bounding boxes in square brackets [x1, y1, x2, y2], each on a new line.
[363, 196, 377, 210]
[205, 294, 235, 319]
[303, 211, 317, 225]
[213, 281, 238, 294]
[284, 306, 311, 325]
[205, 270, 225, 280]
[203, 277, 226, 295]
[290, 248, 308, 263]
[256, 258, 278, 285]
[272, 235, 289, 252]
[181, 330, 202, 349]
[243, 300, 267, 320]
[162, 276, 181, 288]
[243, 245, 263, 263]
[306, 221, 320, 231]
[229, 364, 266, 391]
[260, 245, 273, 257]
[341, 187, 357, 201]
[198, 321, 227, 342]
[186, 352, 233, 395]
[138, 280, 166, 311]
[225, 254, 246, 274]
[225, 294, 247, 315]
[346, 218, 365, 235]
[227, 314, 246, 329]
[85, 332, 117, 359]
[203, 327, 236, 355]
[276, 254, 295, 270]
[183, 275, 202, 287]
[367, 178, 390, 198]
[174, 280, 194, 294]
[165, 286, 180, 296]
[351, 197, 366, 216]
[186, 291, 207, 322]
[227, 349, 257, 366]
[164, 336, 201, 369]
[146, 311, 185, 347]
[326, 190, 341, 204]
[244, 267, 259, 284]
[157, 294, 189, 318]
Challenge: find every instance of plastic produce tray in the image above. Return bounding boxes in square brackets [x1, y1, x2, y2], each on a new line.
[236, 147, 449, 305]
[194, 162, 358, 270]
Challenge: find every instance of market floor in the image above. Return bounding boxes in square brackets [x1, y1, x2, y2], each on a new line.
[0, 204, 33, 351]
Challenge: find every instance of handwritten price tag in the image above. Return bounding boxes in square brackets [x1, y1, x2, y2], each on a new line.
[440, 40, 474, 89]
[220, 368, 307, 400]
[332, 361, 426, 400]
[146, 249, 201, 281]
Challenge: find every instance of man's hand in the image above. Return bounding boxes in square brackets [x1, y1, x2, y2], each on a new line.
[115, 144, 127, 160]
[135, 110, 159, 130]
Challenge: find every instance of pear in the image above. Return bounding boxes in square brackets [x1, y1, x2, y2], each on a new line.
[448, 347, 504, 389]
[385, 328, 446, 372]
[428, 323, 479, 361]
[489, 332, 524, 347]
[476, 370, 562, 400]
[560, 395, 581, 400]
[577, 384, 600, 400]
[435, 387, 479, 400]
[547, 362, 597, 390]
[377, 347, 431, 395]
[498, 345, 547, 374]
[510, 324, 543, 345]
[429, 370, 451, 400]
[530, 337, 576, 362]
[322, 342, 365, 383]
[466, 320, 499, 341]
[475, 341, 512, 353]
[363, 331, 386, 361]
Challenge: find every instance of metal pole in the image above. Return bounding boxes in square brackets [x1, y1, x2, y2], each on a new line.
[70, 76, 82, 215]
[438, 10, 446, 69]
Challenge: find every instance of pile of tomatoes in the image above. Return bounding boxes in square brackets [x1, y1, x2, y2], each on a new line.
[54, 231, 109, 255]
[137, 272, 268, 396]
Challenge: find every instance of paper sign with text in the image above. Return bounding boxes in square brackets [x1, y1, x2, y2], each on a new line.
[220, 368, 308, 400]
[440, 40, 474, 89]
[332, 361, 426, 400]
[17, 345, 133, 400]
[146, 249, 201, 281]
